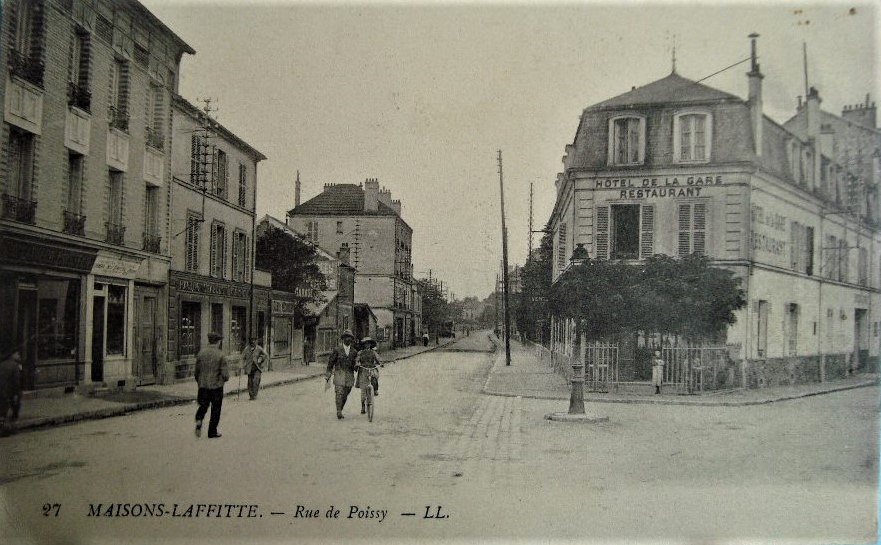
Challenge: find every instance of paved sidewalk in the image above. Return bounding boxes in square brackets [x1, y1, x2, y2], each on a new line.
[9, 338, 456, 433]
[483, 335, 879, 406]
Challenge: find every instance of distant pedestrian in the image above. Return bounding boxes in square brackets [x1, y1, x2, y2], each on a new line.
[242, 338, 268, 400]
[652, 350, 664, 395]
[303, 339, 311, 365]
[325, 330, 358, 419]
[422, 332, 429, 347]
[0, 350, 22, 436]
[355, 337, 382, 414]
[194, 332, 229, 438]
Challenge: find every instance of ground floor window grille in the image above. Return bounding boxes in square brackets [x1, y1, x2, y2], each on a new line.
[180, 302, 201, 357]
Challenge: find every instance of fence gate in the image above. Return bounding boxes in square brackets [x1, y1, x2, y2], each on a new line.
[661, 346, 730, 393]
[585, 342, 618, 392]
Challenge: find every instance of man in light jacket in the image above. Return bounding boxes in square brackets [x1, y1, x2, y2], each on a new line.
[325, 330, 358, 420]
[194, 332, 229, 438]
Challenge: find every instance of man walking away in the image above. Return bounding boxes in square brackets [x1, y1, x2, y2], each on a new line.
[195, 332, 229, 438]
[0, 350, 22, 436]
[242, 338, 268, 400]
[325, 330, 358, 419]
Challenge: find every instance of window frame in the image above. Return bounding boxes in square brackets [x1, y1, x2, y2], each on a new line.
[677, 200, 708, 256]
[607, 114, 646, 166]
[673, 110, 712, 164]
[185, 211, 202, 273]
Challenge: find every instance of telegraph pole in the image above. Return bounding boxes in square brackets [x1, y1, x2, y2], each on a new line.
[498, 150, 512, 366]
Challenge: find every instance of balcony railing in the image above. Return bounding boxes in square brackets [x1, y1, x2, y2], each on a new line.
[67, 81, 91, 112]
[105, 222, 126, 246]
[8, 48, 44, 88]
[2, 193, 37, 224]
[143, 232, 161, 254]
[145, 126, 164, 151]
[108, 105, 129, 132]
[62, 210, 86, 236]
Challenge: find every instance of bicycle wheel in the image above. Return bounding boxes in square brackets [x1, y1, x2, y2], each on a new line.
[366, 384, 374, 422]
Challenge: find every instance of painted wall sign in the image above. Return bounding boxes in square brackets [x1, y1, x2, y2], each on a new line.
[170, 274, 248, 299]
[0, 234, 96, 273]
[593, 175, 726, 189]
[91, 253, 142, 278]
[272, 299, 299, 315]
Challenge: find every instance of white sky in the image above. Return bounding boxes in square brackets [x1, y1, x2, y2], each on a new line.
[141, 0, 879, 299]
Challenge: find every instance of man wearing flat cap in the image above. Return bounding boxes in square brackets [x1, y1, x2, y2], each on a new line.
[325, 329, 358, 419]
[194, 332, 229, 438]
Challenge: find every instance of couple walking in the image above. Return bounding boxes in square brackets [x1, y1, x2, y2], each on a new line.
[325, 330, 381, 419]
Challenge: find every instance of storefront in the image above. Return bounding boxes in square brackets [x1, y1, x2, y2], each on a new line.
[166, 270, 251, 381]
[0, 231, 96, 390]
[270, 291, 302, 369]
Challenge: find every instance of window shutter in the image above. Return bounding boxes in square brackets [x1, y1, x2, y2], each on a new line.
[639, 205, 654, 259]
[790, 221, 800, 270]
[209, 224, 217, 277]
[693, 202, 706, 255]
[190, 135, 200, 185]
[232, 233, 240, 282]
[678, 203, 692, 256]
[244, 235, 250, 283]
[595, 206, 609, 260]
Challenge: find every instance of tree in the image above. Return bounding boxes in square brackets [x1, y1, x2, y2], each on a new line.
[417, 279, 451, 337]
[255, 225, 326, 314]
[549, 253, 746, 345]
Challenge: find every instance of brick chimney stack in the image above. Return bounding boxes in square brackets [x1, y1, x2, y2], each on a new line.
[294, 170, 301, 208]
[337, 242, 351, 266]
[747, 33, 764, 157]
[391, 199, 401, 216]
[841, 94, 877, 128]
[364, 178, 379, 212]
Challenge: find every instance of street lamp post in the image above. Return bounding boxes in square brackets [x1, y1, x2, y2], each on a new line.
[567, 243, 589, 415]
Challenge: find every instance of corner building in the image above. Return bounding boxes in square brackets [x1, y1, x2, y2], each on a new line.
[0, 0, 193, 390]
[548, 36, 880, 387]
[166, 96, 265, 380]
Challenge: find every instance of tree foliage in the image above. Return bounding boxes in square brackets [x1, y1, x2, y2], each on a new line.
[417, 279, 452, 335]
[255, 226, 326, 311]
[515, 224, 554, 341]
[548, 253, 746, 344]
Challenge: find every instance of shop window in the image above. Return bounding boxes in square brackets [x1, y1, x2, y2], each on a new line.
[36, 280, 79, 360]
[211, 303, 223, 339]
[180, 301, 201, 357]
[106, 285, 126, 355]
[608, 115, 645, 165]
[273, 318, 291, 355]
[674, 112, 711, 163]
[231, 306, 246, 352]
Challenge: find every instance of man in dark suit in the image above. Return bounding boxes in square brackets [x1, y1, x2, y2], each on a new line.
[325, 330, 358, 419]
[194, 332, 229, 438]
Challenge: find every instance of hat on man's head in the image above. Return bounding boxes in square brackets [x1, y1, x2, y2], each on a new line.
[208, 332, 224, 343]
[361, 336, 376, 348]
[341, 330, 354, 340]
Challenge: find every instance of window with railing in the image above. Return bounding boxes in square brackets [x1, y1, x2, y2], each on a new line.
[143, 185, 160, 253]
[68, 29, 90, 112]
[10, 0, 45, 88]
[4, 128, 36, 223]
[106, 171, 124, 245]
[145, 85, 164, 150]
[108, 59, 129, 132]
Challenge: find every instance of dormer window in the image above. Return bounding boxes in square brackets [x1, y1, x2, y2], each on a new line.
[673, 111, 712, 163]
[608, 115, 645, 165]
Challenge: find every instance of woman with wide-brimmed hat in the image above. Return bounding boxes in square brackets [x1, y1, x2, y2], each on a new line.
[355, 337, 382, 415]
[325, 329, 358, 419]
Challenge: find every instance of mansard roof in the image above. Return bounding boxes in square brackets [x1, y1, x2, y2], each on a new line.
[587, 71, 741, 111]
[287, 184, 399, 217]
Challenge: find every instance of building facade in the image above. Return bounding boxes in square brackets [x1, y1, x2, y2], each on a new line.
[287, 179, 417, 347]
[167, 95, 265, 380]
[548, 35, 880, 387]
[1, 0, 193, 390]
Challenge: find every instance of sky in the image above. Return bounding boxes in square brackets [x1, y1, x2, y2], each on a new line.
[141, 0, 879, 299]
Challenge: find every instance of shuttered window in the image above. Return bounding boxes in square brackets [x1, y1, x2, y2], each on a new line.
[210, 222, 227, 278]
[214, 149, 228, 199]
[232, 231, 248, 283]
[557, 223, 568, 271]
[678, 202, 707, 256]
[595, 206, 609, 260]
[185, 213, 201, 272]
[639, 205, 654, 259]
[238, 163, 247, 207]
[190, 134, 209, 187]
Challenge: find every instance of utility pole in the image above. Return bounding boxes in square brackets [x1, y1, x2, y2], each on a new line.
[528, 182, 534, 257]
[498, 150, 512, 366]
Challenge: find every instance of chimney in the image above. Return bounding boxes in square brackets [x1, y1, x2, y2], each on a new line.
[391, 199, 401, 216]
[747, 33, 764, 157]
[378, 186, 393, 208]
[337, 242, 351, 266]
[841, 94, 877, 128]
[294, 170, 301, 208]
[364, 178, 379, 212]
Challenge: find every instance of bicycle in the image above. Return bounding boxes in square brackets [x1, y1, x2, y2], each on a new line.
[360, 365, 380, 422]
